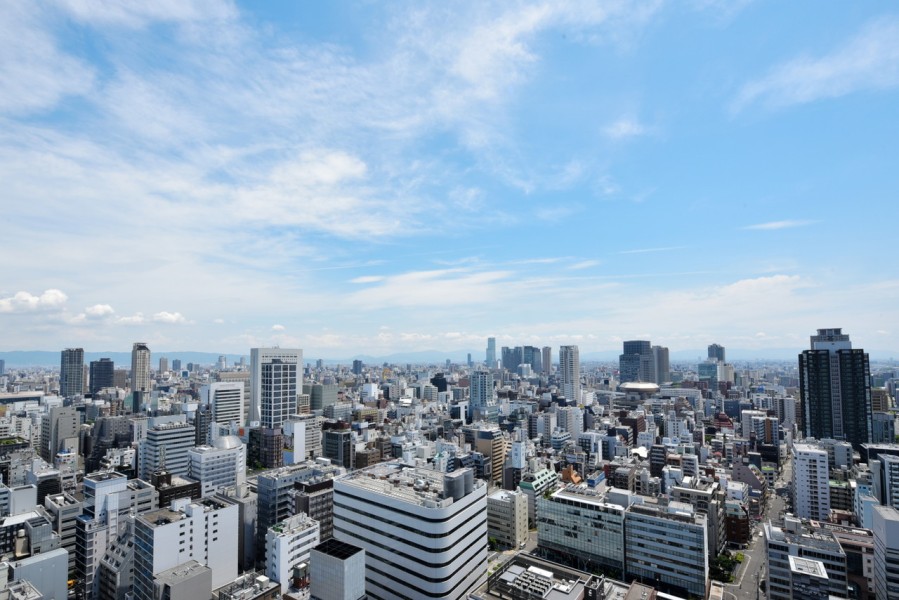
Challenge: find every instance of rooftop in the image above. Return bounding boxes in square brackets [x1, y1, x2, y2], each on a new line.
[338, 461, 482, 508]
[313, 538, 363, 560]
[155, 559, 211, 585]
[788, 556, 829, 579]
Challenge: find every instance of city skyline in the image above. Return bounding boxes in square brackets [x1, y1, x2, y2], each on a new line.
[2, 3, 899, 357]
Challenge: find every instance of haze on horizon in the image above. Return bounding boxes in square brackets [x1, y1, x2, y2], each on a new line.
[2, 2, 898, 358]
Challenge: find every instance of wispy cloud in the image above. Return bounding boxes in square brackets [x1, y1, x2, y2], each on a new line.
[84, 304, 115, 318]
[152, 311, 189, 325]
[603, 117, 649, 140]
[618, 246, 686, 255]
[743, 220, 815, 231]
[536, 205, 580, 222]
[732, 17, 899, 112]
[567, 260, 601, 270]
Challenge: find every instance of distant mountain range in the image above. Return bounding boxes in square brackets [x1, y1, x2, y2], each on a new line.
[3, 347, 897, 369]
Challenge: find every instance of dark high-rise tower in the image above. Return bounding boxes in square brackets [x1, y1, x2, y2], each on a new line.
[708, 343, 726, 363]
[619, 340, 654, 383]
[60, 348, 84, 398]
[89, 358, 115, 394]
[799, 328, 872, 450]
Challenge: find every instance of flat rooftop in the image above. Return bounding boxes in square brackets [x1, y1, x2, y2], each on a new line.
[338, 461, 482, 508]
[789, 555, 828, 579]
[313, 538, 362, 560]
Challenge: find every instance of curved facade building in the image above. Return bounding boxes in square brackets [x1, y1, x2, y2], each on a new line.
[333, 462, 487, 600]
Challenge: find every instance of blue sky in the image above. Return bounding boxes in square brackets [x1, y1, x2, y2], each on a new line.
[1, 1, 898, 358]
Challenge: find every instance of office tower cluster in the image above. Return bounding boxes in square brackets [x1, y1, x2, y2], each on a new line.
[1, 326, 898, 599]
[618, 340, 669, 385]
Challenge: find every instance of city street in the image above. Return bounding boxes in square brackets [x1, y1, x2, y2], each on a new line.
[725, 455, 791, 600]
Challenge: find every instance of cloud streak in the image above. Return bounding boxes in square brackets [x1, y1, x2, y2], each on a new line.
[743, 220, 815, 231]
[732, 17, 899, 112]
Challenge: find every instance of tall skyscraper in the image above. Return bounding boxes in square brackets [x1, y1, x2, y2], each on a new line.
[541, 346, 552, 375]
[619, 340, 654, 383]
[158, 357, 168, 373]
[559, 345, 580, 403]
[799, 328, 872, 449]
[250, 348, 302, 427]
[470, 370, 494, 411]
[131, 343, 151, 394]
[486, 337, 496, 367]
[0, 359, 5, 375]
[708, 343, 726, 363]
[652, 345, 670, 384]
[60, 348, 84, 398]
[89, 358, 115, 394]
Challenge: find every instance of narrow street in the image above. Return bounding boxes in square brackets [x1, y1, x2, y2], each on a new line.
[725, 454, 791, 600]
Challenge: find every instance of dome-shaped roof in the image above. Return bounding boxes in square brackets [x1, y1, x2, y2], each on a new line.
[619, 382, 660, 392]
[214, 435, 243, 450]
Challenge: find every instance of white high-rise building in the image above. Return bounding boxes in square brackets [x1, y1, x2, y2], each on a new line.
[873, 505, 899, 600]
[265, 513, 320, 594]
[131, 343, 151, 394]
[740, 409, 768, 439]
[188, 436, 247, 497]
[334, 463, 487, 599]
[487, 489, 528, 550]
[133, 497, 239, 600]
[469, 369, 493, 409]
[250, 348, 302, 427]
[139, 421, 195, 480]
[283, 414, 323, 463]
[872, 454, 899, 510]
[792, 443, 830, 521]
[557, 406, 584, 439]
[75, 471, 159, 597]
[201, 381, 245, 426]
[559, 345, 580, 404]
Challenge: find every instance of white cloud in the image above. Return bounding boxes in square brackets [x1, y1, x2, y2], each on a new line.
[84, 304, 115, 317]
[351, 276, 386, 284]
[0, 4, 95, 115]
[0, 289, 68, 313]
[115, 313, 145, 325]
[153, 311, 188, 324]
[603, 117, 648, 140]
[567, 260, 601, 270]
[535, 205, 580, 222]
[344, 268, 514, 309]
[57, 0, 236, 28]
[271, 324, 286, 331]
[732, 17, 899, 112]
[743, 220, 815, 231]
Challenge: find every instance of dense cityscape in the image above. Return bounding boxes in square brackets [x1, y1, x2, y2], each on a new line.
[0, 331, 896, 599]
[4, 2, 899, 600]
